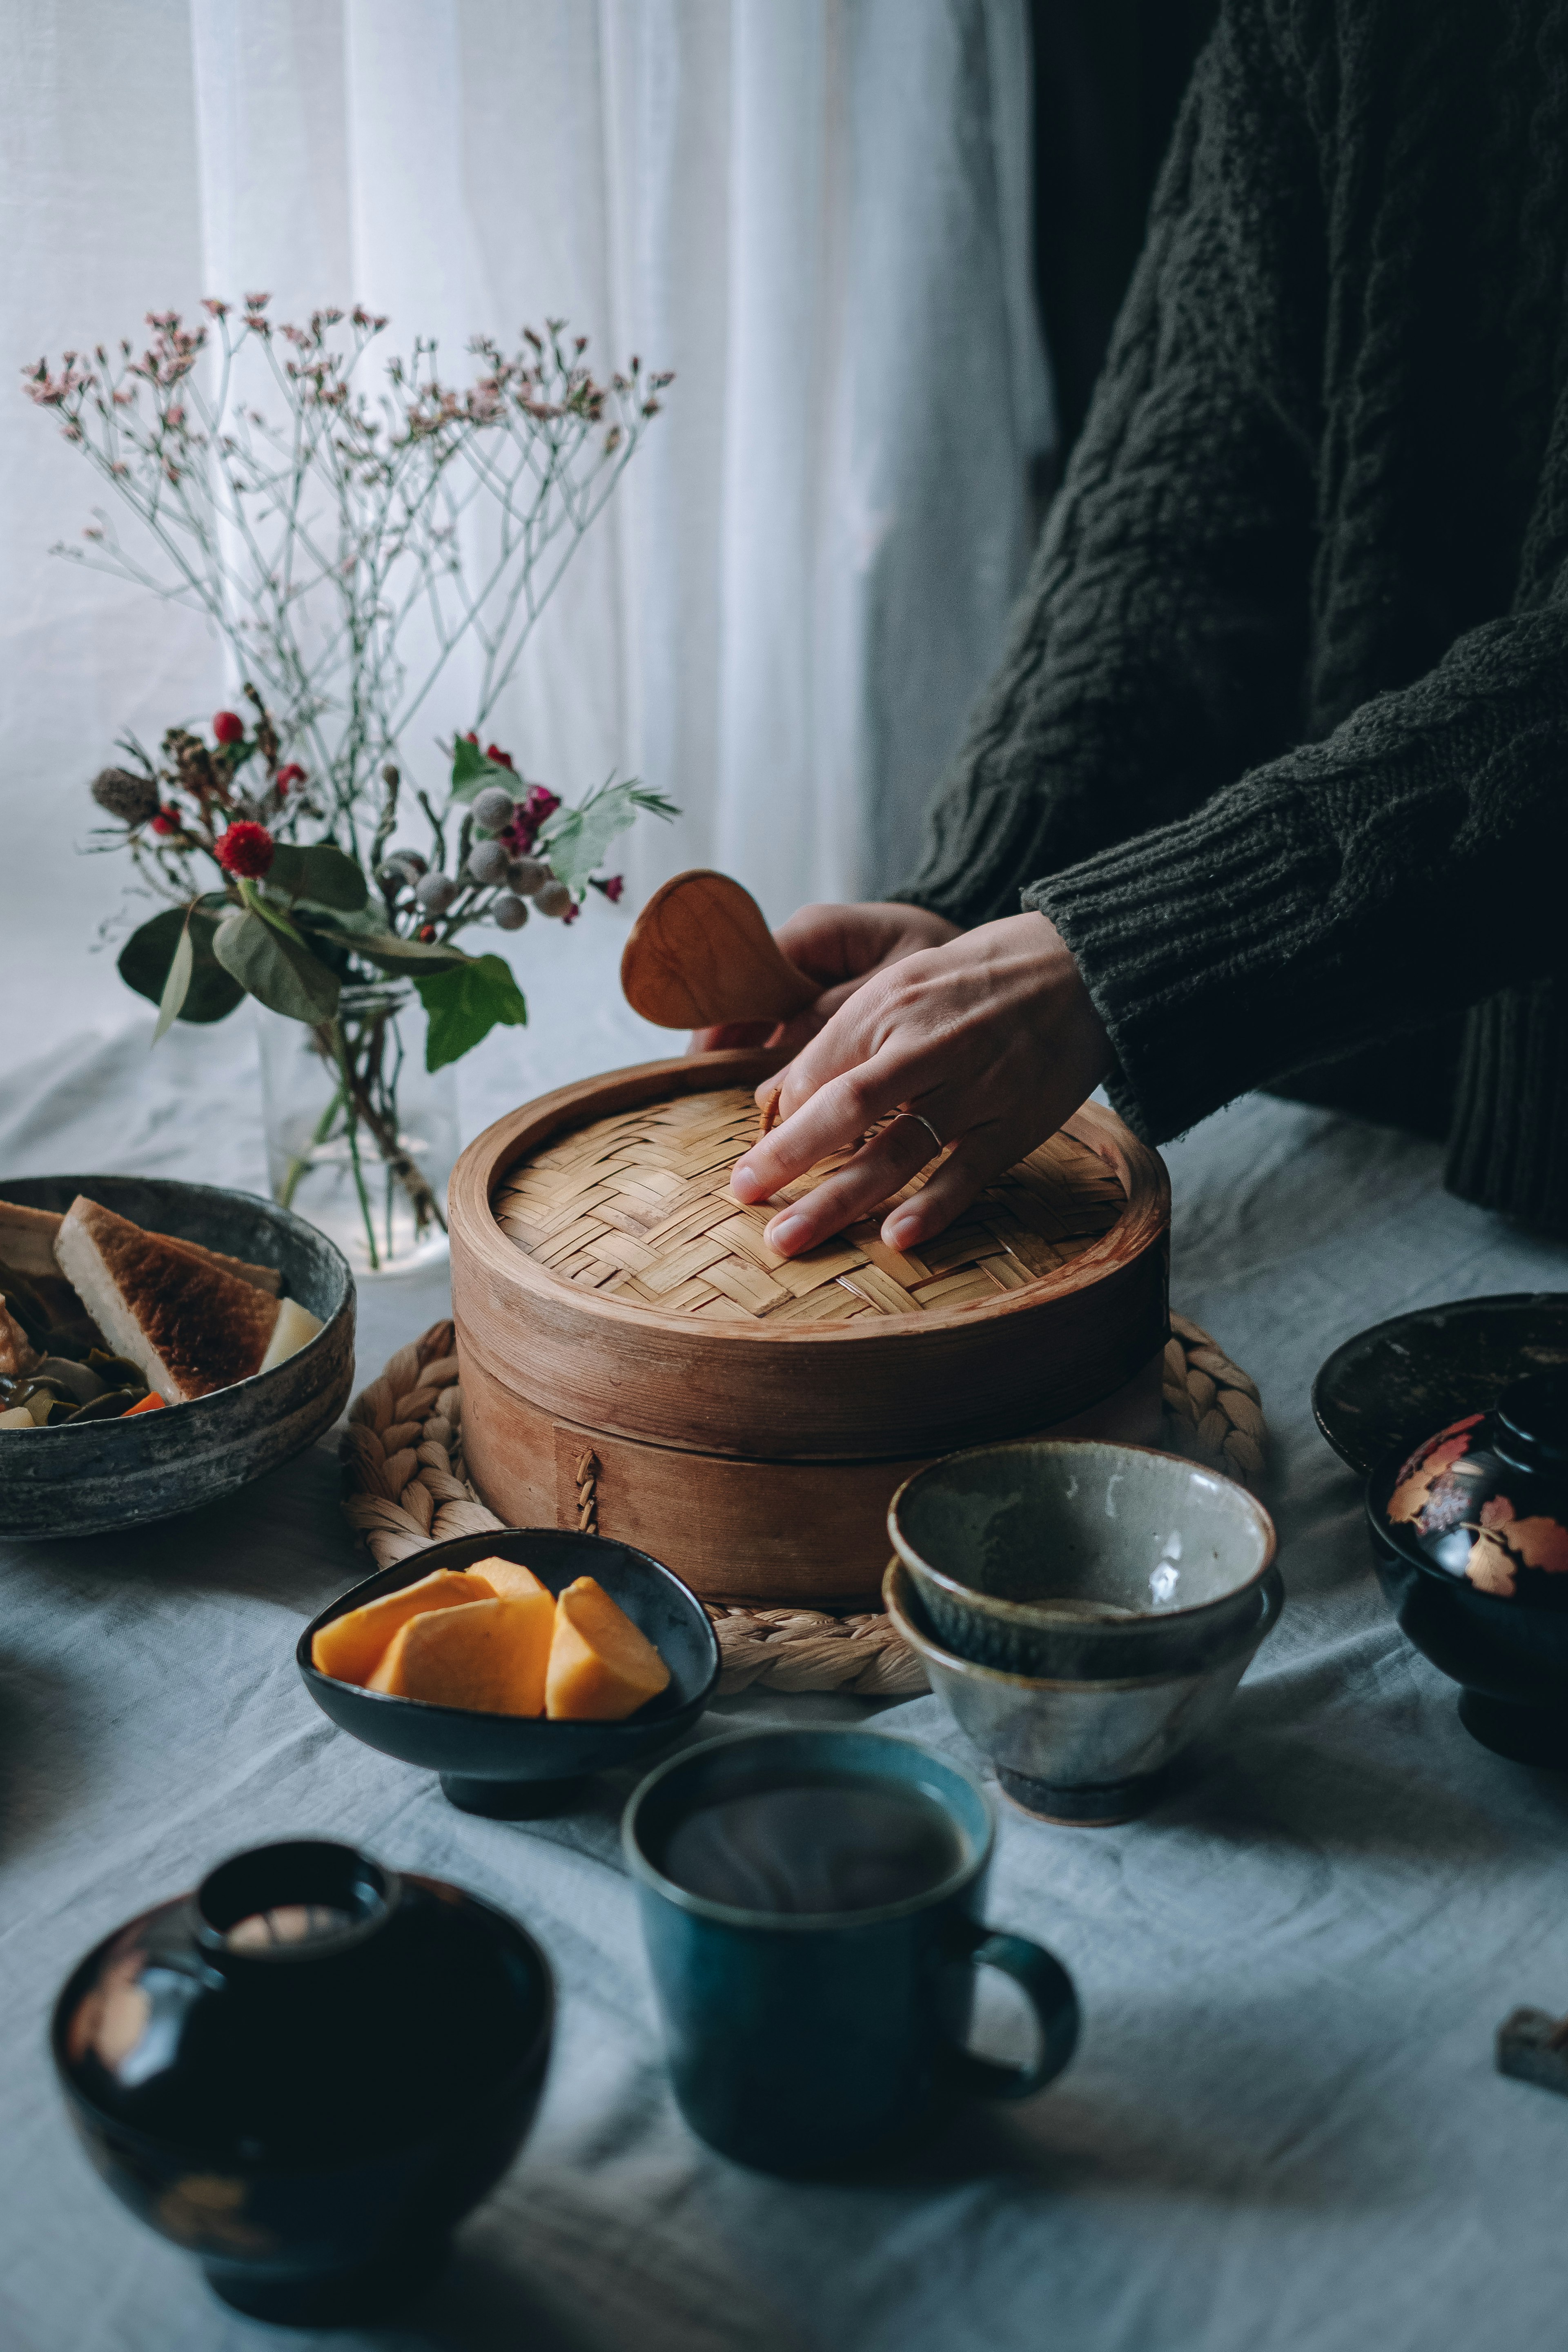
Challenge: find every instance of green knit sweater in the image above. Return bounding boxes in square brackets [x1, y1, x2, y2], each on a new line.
[895, 0, 1568, 1232]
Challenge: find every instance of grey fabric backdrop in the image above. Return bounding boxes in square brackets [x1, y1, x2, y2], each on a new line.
[3, 1002, 1568, 2350]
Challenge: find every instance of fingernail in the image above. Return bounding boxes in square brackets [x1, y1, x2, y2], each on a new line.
[884, 1216, 918, 1249]
[731, 1161, 761, 1201]
[766, 1214, 808, 1252]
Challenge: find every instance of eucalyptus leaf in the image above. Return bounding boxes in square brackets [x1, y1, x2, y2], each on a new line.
[152, 918, 194, 1043]
[449, 735, 513, 804]
[416, 953, 527, 1071]
[117, 905, 245, 1025]
[214, 907, 341, 1024]
[266, 841, 369, 911]
[351, 929, 473, 976]
[538, 780, 678, 894]
[303, 902, 385, 938]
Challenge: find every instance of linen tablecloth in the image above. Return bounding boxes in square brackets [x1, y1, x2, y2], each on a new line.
[4, 948, 1568, 2351]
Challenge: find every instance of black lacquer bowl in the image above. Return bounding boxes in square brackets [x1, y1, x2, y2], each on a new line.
[52, 1838, 552, 2325]
[1367, 1373, 1568, 1765]
[299, 1528, 721, 1816]
[1316, 1292, 1568, 1476]
[0, 1174, 354, 1541]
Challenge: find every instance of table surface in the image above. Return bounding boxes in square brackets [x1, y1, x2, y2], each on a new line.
[4, 958, 1568, 2352]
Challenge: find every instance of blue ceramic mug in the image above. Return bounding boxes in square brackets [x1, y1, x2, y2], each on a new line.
[623, 1727, 1078, 2174]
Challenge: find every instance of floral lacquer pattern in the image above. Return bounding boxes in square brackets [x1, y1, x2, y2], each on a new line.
[1463, 1494, 1568, 1598]
[1387, 1413, 1485, 1525]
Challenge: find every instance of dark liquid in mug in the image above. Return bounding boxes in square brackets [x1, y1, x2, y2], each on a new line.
[656, 1772, 966, 1915]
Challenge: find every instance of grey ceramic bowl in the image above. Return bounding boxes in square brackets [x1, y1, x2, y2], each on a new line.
[0, 1174, 353, 1541]
[299, 1527, 722, 1817]
[889, 1439, 1278, 1682]
[885, 1555, 1282, 1826]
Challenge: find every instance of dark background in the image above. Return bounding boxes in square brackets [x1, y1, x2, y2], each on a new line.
[1029, 0, 1219, 478]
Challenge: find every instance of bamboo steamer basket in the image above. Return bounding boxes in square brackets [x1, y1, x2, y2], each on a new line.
[449, 1048, 1170, 1606]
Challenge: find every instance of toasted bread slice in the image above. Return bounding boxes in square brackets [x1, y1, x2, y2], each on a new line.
[0, 1197, 282, 1296]
[53, 1196, 316, 1402]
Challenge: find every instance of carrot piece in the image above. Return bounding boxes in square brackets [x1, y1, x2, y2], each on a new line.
[367, 1594, 554, 1714]
[123, 1392, 167, 1417]
[545, 1577, 671, 1722]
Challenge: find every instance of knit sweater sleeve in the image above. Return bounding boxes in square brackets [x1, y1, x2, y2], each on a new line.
[892, 0, 1323, 931]
[1034, 601, 1568, 1144]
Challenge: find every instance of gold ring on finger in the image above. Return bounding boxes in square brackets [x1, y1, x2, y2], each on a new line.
[889, 1109, 944, 1158]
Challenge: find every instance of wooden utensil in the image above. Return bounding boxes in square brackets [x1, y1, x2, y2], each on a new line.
[620, 869, 820, 1030]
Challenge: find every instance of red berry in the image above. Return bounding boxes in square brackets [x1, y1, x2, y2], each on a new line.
[486, 744, 515, 770]
[523, 784, 560, 822]
[464, 730, 479, 744]
[150, 806, 182, 837]
[274, 763, 305, 795]
[212, 709, 244, 745]
[216, 820, 274, 878]
[418, 922, 437, 942]
[600, 873, 625, 904]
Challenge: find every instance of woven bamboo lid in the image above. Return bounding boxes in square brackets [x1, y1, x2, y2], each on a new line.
[493, 1086, 1127, 1327]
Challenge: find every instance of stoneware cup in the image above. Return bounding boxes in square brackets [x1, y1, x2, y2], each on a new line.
[888, 1438, 1278, 1683]
[886, 1556, 1282, 1826]
[623, 1726, 1079, 2176]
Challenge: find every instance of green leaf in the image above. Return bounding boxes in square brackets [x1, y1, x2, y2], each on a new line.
[213, 907, 341, 1024]
[416, 954, 527, 1071]
[538, 779, 679, 895]
[449, 734, 513, 804]
[152, 915, 195, 1044]
[265, 842, 369, 912]
[117, 905, 245, 1025]
[349, 929, 474, 976]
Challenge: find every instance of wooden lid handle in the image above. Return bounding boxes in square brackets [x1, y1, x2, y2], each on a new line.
[620, 869, 820, 1030]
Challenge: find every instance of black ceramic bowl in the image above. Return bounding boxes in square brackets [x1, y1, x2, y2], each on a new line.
[1366, 1376, 1568, 1765]
[0, 1174, 354, 1540]
[53, 1838, 552, 2326]
[299, 1528, 721, 1816]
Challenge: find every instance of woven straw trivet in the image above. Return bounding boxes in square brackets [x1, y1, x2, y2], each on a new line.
[338, 1316, 1266, 1699]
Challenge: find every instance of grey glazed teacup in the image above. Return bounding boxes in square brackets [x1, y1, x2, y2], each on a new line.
[885, 1555, 1282, 1826]
[889, 1439, 1278, 1683]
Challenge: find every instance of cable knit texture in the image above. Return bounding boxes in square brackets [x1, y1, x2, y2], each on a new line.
[893, 0, 1568, 1231]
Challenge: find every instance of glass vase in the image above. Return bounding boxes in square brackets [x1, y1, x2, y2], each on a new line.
[257, 984, 458, 1278]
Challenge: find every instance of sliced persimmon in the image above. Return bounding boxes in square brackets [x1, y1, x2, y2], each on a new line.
[464, 1555, 552, 1604]
[545, 1577, 670, 1722]
[367, 1594, 554, 1715]
[311, 1568, 496, 1687]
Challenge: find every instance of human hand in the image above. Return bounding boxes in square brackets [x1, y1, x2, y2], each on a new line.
[728, 911, 1112, 1256]
[689, 900, 962, 1054]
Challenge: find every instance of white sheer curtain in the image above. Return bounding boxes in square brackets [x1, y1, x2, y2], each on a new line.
[2, 0, 1050, 1056]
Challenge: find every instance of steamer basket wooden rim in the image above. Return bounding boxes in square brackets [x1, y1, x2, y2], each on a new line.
[448, 1049, 1171, 1468]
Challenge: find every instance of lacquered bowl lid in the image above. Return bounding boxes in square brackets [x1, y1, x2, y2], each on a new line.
[1372, 1374, 1568, 1605]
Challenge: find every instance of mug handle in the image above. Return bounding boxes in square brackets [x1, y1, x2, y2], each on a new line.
[944, 1919, 1080, 2101]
